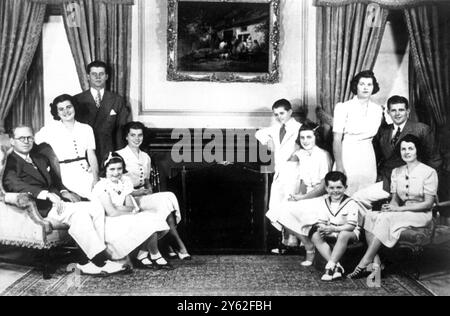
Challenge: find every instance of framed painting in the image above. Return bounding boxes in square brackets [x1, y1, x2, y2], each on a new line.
[167, 0, 280, 83]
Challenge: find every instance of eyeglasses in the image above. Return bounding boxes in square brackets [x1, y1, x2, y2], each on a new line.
[14, 136, 34, 143]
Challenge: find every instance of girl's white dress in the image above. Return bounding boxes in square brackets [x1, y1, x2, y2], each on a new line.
[92, 177, 169, 259]
[333, 97, 383, 195]
[274, 146, 332, 234]
[116, 146, 181, 223]
[35, 121, 96, 199]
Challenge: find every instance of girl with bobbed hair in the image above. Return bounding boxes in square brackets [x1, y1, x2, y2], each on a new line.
[332, 70, 383, 195]
[271, 121, 333, 264]
[348, 134, 438, 279]
[35, 94, 99, 199]
[116, 121, 191, 260]
[92, 152, 173, 269]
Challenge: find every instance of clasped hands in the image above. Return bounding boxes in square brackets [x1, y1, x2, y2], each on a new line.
[317, 224, 336, 237]
[380, 203, 400, 212]
[48, 191, 81, 215]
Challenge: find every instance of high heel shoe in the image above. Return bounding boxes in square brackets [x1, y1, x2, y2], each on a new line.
[176, 251, 192, 261]
[167, 246, 177, 259]
[347, 265, 370, 279]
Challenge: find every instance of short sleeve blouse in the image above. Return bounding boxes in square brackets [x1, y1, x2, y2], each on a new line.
[391, 163, 438, 204]
[92, 177, 134, 207]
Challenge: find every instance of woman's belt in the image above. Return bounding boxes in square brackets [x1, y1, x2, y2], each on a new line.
[59, 157, 86, 164]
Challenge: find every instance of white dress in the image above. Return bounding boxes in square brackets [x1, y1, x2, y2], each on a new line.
[274, 146, 333, 234]
[116, 146, 181, 223]
[364, 163, 438, 248]
[333, 97, 383, 195]
[35, 121, 96, 199]
[92, 177, 170, 260]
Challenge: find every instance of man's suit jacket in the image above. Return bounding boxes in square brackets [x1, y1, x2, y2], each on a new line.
[2, 151, 67, 217]
[74, 90, 130, 163]
[373, 120, 442, 185]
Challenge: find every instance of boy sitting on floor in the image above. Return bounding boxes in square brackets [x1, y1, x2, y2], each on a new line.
[309, 171, 361, 281]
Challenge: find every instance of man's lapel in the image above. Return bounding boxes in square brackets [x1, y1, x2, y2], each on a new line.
[30, 153, 51, 186]
[12, 152, 48, 185]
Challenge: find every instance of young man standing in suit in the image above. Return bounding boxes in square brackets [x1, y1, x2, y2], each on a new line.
[74, 60, 130, 164]
[373, 95, 441, 189]
[3, 125, 126, 276]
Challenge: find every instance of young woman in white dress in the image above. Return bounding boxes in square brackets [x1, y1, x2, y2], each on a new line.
[332, 70, 383, 195]
[93, 152, 173, 269]
[35, 94, 99, 199]
[348, 135, 438, 279]
[275, 122, 333, 265]
[116, 122, 191, 260]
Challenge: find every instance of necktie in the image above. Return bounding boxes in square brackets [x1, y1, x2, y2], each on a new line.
[25, 156, 37, 169]
[391, 126, 401, 146]
[95, 90, 102, 108]
[279, 124, 286, 143]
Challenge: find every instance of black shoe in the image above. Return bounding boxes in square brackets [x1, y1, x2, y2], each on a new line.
[151, 257, 175, 270]
[133, 257, 153, 269]
[347, 266, 371, 279]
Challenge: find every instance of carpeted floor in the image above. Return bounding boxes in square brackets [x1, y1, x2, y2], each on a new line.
[0, 255, 432, 296]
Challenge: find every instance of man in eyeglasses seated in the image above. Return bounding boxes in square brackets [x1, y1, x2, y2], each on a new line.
[2, 125, 127, 276]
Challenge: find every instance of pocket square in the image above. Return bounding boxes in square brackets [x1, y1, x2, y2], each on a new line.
[110, 109, 117, 116]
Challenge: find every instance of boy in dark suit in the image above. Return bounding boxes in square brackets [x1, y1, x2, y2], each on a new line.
[73, 60, 130, 163]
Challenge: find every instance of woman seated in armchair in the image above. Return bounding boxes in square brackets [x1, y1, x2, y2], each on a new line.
[116, 121, 191, 260]
[348, 134, 438, 279]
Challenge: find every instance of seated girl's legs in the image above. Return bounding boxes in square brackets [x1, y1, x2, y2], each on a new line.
[358, 230, 383, 268]
[330, 231, 357, 264]
[142, 233, 171, 267]
[284, 227, 313, 251]
[166, 212, 189, 255]
[311, 232, 332, 262]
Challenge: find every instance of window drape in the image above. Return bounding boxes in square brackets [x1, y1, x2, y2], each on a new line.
[316, 2, 388, 116]
[5, 40, 45, 133]
[0, 0, 46, 132]
[61, 0, 133, 100]
[404, 5, 450, 129]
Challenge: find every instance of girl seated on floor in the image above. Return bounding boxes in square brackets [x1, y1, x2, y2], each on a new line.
[309, 171, 362, 281]
[92, 152, 174, 270]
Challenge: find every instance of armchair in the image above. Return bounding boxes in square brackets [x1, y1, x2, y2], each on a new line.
[0, 136, 70, 279]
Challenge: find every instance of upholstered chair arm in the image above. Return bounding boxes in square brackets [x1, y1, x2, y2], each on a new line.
[3, 192, 53, 234]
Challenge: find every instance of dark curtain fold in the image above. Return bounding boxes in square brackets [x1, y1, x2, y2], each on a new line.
[61, 0, 133, 100]
[316, 3, 388, 116]
[404, 5, 450, 129]
[0, 0, 46, 132]
[5, 40, 45, 133]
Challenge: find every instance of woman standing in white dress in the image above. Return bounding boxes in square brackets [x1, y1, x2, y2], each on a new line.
[333, 70, 383, 195]
[93, 152, 172, 269]
[116, 121, 191, 260]
[35, 94, 99, 199]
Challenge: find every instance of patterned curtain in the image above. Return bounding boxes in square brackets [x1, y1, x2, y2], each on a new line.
[314, 0, 448, 9]
[0, 0, 46, 133]
[404, 5, 450, 129]
[316, 2, 388, 116]
[60, 0, 133, 100]
[4, 40, 45, 133]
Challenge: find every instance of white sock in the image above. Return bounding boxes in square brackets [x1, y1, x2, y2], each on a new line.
[137, 250, 148, 261]
[150, 252, 167, 264]
[325, 261, 336, 270]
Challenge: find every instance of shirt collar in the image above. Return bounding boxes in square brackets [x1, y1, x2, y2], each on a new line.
[393, 121, 407, 132]
[90, 88, 105, 100]
[14, 151, 31, 162]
